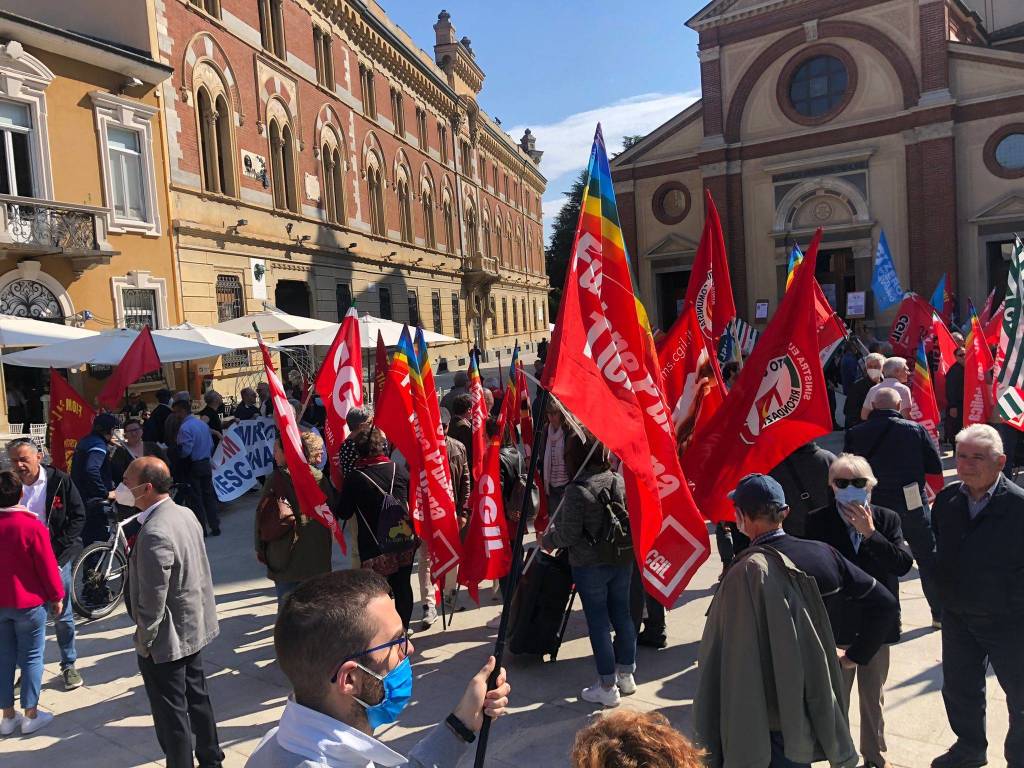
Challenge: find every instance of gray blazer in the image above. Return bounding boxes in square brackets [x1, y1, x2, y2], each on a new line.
[128, 497, 219, 663]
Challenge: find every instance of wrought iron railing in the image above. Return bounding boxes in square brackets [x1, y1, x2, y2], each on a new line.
[0, 194, 110, 252]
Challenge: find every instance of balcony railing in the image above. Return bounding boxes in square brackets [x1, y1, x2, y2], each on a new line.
[0, 194, 116, 274]
[466, 253, 499, 276]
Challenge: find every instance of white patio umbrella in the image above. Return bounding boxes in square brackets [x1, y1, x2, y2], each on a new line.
[213, 308, 335, 335]
[0, 315, 98, 348]
[275, 313, 457, 347]
[1, 327, 258, 368]
[163, 322, 262, 349]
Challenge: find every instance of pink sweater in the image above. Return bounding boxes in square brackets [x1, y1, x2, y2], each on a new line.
[0, 506, 64, 609]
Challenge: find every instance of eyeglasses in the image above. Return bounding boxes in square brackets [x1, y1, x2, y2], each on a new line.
[329, 633, 410, 682]
[834, 478, 869, 489]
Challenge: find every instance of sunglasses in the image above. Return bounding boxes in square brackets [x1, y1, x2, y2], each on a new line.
[834, 478, 869, 489]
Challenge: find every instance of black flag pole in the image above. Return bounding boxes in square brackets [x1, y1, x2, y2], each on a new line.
[473, 388, 549, 767]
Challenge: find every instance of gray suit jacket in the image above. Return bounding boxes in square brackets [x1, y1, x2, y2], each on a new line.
[128, 497, 219, 663]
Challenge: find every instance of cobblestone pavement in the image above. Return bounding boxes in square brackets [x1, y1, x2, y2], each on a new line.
[0, 435, 1011, 767]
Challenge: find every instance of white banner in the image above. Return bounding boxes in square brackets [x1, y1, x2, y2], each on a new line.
[212, 417, 278, 502]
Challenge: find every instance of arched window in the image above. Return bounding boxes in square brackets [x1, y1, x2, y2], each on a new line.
[482, 214, 492, 259]
[367, 161, 385, 236]
[495, 218, 504, 262]
[442, 197, 454, 254]
[321, 139, 345, 224]
[397, 177, 413, 243]
[465, 206, 479, 256]
[421, 184, 436, 249]
[269, 118, 297, 212]
[197, 87, 236, 196]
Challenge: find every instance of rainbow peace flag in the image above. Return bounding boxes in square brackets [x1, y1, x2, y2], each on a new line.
[785, 243, 803, 291]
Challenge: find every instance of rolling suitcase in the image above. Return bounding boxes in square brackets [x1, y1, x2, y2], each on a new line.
[507, 547, 577, 659]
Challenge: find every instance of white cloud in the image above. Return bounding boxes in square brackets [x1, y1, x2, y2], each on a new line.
[508, 90, 701, 181]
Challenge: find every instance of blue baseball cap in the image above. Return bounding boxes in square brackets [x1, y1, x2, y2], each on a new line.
[729, 473, 787, 511]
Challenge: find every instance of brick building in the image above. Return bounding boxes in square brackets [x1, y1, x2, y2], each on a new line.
[611, 0, 1024, 336]
[156, 0, 548, 388]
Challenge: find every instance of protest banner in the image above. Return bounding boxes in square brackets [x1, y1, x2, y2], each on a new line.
[211, 416, 277, 501]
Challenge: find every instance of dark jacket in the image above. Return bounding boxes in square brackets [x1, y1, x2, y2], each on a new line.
[336, 459, 411, 562]
[769, 442, 836, 537]
[541, 468, 626, 568]
[447, 416, 474, 476]
[233, 402, 260, 421]
[844, 409, 943, 508]
[111, 442, 170, 485]
[142, 402, 171, 443]
[70, 432, 113, 503]
[445, 436, 471, 522]
[931, 477, 1024, 619]
[843, 376, 874, 429]
[43, 467, 86, 567]
[767, 533, 899, 665]
[805, 503, 913, 645]
[944, 361, 964, 417]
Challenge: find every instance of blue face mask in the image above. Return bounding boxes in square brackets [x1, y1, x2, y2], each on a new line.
[354, 657, 413, 729]
[834, 485, 869, 507]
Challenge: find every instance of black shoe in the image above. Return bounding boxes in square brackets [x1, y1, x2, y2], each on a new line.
[209, 528, 221, 537]
[931, 747, 987, 768]
[637, 631, 667, 649]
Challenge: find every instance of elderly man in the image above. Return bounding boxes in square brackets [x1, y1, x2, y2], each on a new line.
[806, 454, 914, 768]
[171, 392, 220, 536]
[930, 425, 1024, 768]
[846, 387, 944, 626]
[695, 473, 897, 768]
[256, 381, 273, 417]
[122, 457, 222, 768]
[862, 357, 913, 420]
[198, 390, 224, 447]
[8, 438, 86, 690]
[233, 387, 261, 421]
[845, 352, 885, 430]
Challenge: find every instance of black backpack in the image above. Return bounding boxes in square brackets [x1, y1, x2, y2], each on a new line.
[583, 480, 633, 566]
[355, 466, 418, 554]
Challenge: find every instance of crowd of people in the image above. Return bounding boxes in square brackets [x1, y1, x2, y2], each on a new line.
[0, 340, 1022, 768]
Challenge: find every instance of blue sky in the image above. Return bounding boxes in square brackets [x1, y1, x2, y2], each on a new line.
[382, 1, 708, 240]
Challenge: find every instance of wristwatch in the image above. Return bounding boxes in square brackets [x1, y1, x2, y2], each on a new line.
[446, 712, 476, 743]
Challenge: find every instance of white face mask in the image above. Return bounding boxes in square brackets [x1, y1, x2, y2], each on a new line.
[867, 368, 883, 382]
[114, 482, 143, 508]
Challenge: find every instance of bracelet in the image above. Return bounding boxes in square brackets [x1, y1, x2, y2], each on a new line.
[446, 712, 476, 743]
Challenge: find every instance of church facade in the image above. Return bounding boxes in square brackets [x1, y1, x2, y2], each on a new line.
[611, 0, 1024, 336]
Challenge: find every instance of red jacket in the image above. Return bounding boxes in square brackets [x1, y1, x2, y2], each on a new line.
[0, 506, 64, 609]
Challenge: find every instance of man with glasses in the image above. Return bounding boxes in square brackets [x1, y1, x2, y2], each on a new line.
[930, 424, 1024, 768]
[246, 570, 511, 768]
[806, 454, 914, 768]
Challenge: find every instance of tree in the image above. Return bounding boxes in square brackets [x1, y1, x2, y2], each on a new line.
[615, 134, 645, 157]
[544, 169, 586, 319]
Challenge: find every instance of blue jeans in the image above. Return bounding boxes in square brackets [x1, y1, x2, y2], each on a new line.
[54, 562, 77, 669]
[0, 605, 47, 709]
[572, 564, 636, 686]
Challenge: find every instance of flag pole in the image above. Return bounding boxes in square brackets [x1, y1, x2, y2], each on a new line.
[473, 389, 548, 768]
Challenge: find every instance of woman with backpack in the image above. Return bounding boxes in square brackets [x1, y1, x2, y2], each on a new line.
[336, 426, 418, 629]
[541, 431, 636, 709]
[254, 432, 335, 608]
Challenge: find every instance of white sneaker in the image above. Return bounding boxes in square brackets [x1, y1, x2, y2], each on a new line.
[580, 682, 620, 708]
[421, 603, 438, 628]
[1, 713, 23, 736]
[616, 672, 637, 695]
[21, 710, 52, 735]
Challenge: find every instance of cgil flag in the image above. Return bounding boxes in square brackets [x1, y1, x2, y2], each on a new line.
[467, 351, 488, 479]
[931, 312, 959, 412]
[458, 436, 512, 603]
[315, 307, 362, 489]
[97, 325, 161, 409]
[684, 190, 736, 342]
[871, 230, 904, 311]
[683, 228, 832, 524]
[908, 341, 945, 502]
[48, 369, 95, 473]
[541, 125, 710, 606]
[964, 301, 995, 427]
[257, 336, 346, 552]
[889, 294, 937, 360]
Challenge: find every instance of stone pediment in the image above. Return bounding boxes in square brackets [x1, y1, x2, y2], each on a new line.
[687, 0, 803, 30]
[645, 233, 699, 259]
[971, 193, 1024, 223]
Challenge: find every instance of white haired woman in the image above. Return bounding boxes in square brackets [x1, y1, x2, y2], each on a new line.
[844, 352, 885, 430]
[806, 452, 913, 768]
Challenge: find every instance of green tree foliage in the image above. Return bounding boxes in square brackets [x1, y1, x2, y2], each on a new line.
[544, 169, 586, 318]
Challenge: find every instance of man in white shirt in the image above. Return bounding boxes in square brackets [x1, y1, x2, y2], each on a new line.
[862, 356, 914, 420]
[8, 438, 86, 690]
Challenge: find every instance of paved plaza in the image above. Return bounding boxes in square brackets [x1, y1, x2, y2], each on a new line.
[1, 435, 1012, 768]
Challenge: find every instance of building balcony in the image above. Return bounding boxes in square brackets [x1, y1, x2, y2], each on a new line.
[462, 252, 500, 287]
[0, 194, 118, 275]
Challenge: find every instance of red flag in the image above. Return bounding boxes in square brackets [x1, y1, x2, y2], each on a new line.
[542, 126, 709, 607]
[497, 345, 521, 438]
[48, 369, 95, 472]
[984, 305, 1004, 345]
[931, 313, 959, 412]
[908, 341, 945, 503]
[683, 190, 735, 343]
[515, 363, 534, 456]
[258, 337, 347, 553]
[889, 295, 938, 360]
[467, 352, 488, 479]
[315, 307, 362, 488]
[979, 287, 997, 326]
[964, 303, 994, 427]
[414, 329, 452, 492]
[814, 280, 847, 363]
[374, 331, 388, 401]
[657, 304, 724, 458]
[458, 437, 511, 603]
[97, 326, 161, 409]
[683, 228, 832, 524]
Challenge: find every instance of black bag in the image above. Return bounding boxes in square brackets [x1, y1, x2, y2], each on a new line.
[584, 483, 633, 566]
[500, 447, 539, 524]
[355, 466, 418, 554]
[507, 549, 576, 659]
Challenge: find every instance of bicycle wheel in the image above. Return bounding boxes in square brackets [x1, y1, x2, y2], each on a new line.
[71, 541, 128, 620]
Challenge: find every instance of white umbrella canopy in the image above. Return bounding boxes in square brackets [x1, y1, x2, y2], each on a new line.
[1, 327, 256, 368]
[213, 309, 335, 335]
[276, 313, 457, 347]
[0, 315, 98, 348]
[164, 322, 262, 350]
